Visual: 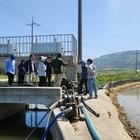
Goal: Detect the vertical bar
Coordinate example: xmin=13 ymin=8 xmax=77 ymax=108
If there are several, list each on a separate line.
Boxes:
xmin=78 ymin=0 xmax=82 ymax=60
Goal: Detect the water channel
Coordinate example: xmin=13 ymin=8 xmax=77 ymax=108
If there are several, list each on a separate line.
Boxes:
xmin=117 ymin=87 xmax=140 ymax=135
xmin=0 ymin=104 xmax=52 ymax=140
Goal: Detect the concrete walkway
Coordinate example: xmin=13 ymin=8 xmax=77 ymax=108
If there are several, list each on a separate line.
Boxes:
xmin=70 ymin=89 xmax=132 ymax=140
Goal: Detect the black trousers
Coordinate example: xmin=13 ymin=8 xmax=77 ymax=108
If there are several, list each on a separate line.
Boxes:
xmin=39 ymin=76 xmax=46 ymax=87
xmin=44 ymin=74 xmax=52 ymax=86
xmin=7 ymin=72 xmax=14 ymax=86
xmin=47 ymin=74 xmax=52 ymax=86
xmin=18 ymin=74 xmax=25 ymax=84
xmin=79 ymin=79 xmax=88 ymax=94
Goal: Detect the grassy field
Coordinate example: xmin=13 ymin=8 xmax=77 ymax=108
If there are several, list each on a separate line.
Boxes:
xmin=96 ymin=69 xmax=140 ymax=86
xmin=1 ymin=69 xmax=140 ymax=86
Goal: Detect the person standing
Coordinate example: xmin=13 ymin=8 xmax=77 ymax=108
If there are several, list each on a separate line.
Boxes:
xmin=4 ymin=53 xmax=16 ymax=86
xmin=38 ymin=56 xmax=47 ymax=86
xmin=44 ymin=55 xmax=52 ymax=86
xmin=87 ymin=59 xmax=98 ymax=99
xmin=51 ymin=53 xmax=68 ymax=87
xmin=25 ymin=54 xmax=36 ymax=85
xmin=18 ymin=60 xmax=26 ymax=85
xmin=78 ymin=60 xmax=88 ymax=95
xmin=76 ymin=61 xmax=82 ymax=82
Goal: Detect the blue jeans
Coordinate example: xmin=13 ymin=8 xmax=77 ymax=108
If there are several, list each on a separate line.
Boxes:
xmin=87 ymin=78 xmax=97 ymax=97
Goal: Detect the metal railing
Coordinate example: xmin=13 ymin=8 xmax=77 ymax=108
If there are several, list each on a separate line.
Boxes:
xmin=0 ymin=34 xmax=78 ymax=57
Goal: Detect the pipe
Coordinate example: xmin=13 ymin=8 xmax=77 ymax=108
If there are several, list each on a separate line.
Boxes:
xmin=45 ymin=99 xmax=64 ymax=129
xmin=41 ymin=106 xmax=73 ymax=140
xmin=80 ymin=103 xmax=100 ymax=140
xmin=81 ymin=97 xmax=100 ymax=117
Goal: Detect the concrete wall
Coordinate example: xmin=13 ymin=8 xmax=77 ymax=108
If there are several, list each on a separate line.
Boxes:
xmin=0 ymin=87 xmax=62 ymax=108
xmin=104 ymin=79 xmax=140 ymax=90
xmin=0 ymin=103 xmax=25 ymax=121
xmin=50 ymin=108 xmax=80 ymax=140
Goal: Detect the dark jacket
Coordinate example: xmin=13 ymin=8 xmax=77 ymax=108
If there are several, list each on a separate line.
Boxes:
xmin=44 ymin=61 xmax=52 ymax=75
xmin=18 ymin=64 xmax=26 ymax=75
xmin=25 ymin=59 xmax=36 ymax=74
xmin=81 ymin=66 xmax=87 ymax=79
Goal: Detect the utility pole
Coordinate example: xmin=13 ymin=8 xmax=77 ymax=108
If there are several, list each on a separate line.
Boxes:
xmin=136 ymin=50 xmax=138 ymax=74
xmin=78 ymin=0 xmax=82 ymax=61
xmin=133 ymin=50 xmax=140 ymax=74
xmin=26 ymin=16 xmax=40 ymax=53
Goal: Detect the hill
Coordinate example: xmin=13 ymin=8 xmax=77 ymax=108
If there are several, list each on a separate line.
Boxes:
xmin=93 ymin=50 xmax=139 ymax=70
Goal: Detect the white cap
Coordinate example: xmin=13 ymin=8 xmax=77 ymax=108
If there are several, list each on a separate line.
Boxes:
xmin=40 ymin=56 xmax=47 ymax=61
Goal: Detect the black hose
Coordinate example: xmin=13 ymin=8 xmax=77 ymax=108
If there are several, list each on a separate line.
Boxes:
xmin=81 ymin=96 xmax=100 ymax=117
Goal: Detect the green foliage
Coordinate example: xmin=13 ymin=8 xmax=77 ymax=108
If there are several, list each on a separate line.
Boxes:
xmin=93 ymin=50 xmax=139 ymax=70
xmin=0 ymin=65 xmax=5 ymax=75
xmin=96 ymin=69 xmax=140 ymax=86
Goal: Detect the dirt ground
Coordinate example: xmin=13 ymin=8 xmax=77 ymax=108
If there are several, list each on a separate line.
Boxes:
xmin=106 ymin=82 xmax=140 ymax=140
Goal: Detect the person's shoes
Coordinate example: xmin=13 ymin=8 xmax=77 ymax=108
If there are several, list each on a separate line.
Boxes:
xmin=83 ymin=93 xmax=87 ymax=96
xmin=94 ymin=96 xmax=98 ymax=99
xmin=87 ymin=96 xmax=93 ymax=99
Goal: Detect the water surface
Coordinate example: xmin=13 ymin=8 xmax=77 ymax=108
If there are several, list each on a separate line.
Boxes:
xmin=117 ymin=87 xmax=140 ymax=134
xmin=0 ymin=104 xmax=50 ymax=140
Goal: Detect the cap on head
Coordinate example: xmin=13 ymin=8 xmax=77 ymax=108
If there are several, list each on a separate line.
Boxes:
xmin=10 ymin=53 xmax=16 ymax=59
xmin=40 ymin=56 xmax=47 ymax=61
xmin=79 ymin=60 xmax=86 ymax=64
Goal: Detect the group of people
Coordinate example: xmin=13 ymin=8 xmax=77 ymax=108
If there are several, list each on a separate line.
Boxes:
xmin=4 ymin=52 xmax=68 ymax=87
xmin=77 ymin=59 xmax=98 ymax=99
xmin=4 ymin=52 xmax=97 ymax=99
xmin=4 ymin=53 xmax=52 ymax=87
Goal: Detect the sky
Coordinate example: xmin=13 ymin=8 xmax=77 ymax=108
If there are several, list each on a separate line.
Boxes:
xmin=0 ymin=0 xmax=140 ymax=60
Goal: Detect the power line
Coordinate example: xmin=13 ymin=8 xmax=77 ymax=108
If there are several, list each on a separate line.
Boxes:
xmin=4 ymin=0 xmax=31 ymax=21
xmin=0 ymin=19 xmax=25 ymax=35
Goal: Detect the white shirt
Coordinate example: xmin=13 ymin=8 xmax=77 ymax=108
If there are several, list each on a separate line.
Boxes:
xmin=76 ymin=64 xmax=82 ymax=73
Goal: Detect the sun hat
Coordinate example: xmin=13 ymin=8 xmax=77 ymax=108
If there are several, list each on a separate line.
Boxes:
xmin=40 ymin=56 xmax=47 ymax=61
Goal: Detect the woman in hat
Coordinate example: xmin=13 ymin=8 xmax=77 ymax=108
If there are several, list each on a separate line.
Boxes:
xmin=38 ymin=56 xmax=47 ymax=86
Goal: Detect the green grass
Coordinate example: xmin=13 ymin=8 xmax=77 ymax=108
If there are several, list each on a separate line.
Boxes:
xmin=1 ymin=69 xmax=140 ymax=86
xmin=96 ymin=69 xmax=140 ymax=86
xmin=0 ymin=75 xmax=7 ymax=79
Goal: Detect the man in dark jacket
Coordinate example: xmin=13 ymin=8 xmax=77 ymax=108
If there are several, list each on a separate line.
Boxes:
xmin=78 ymin=60 xmax=88 ymax=95
xmin=25 ymin=54 xmax=36 ymax=85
